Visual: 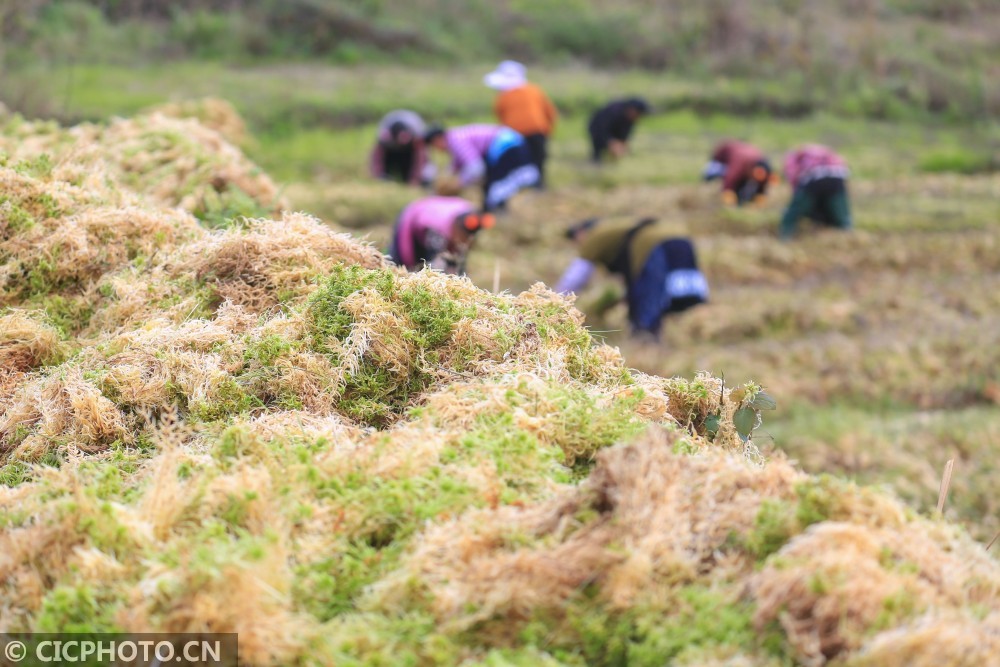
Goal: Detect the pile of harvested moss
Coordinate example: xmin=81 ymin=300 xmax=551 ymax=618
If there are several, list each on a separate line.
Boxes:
xmin=1 ymin=106 xmax=997 ymax=666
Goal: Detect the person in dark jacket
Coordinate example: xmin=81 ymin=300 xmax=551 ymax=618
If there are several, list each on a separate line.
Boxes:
xmin=555 ymin=217 xmax=708 ymax=338
xmin=703 ymin=139 xmax=775 ymax=206
xmin=587 ymin=97 xmax=650 ymax=163
xmin=370 ymin=110 xmax=431 ymax=185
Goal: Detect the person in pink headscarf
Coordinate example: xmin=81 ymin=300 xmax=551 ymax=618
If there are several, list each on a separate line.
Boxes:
xmin=387 ymin=196 xmax=495 ymax=274
xmin=780 ymin=144 xmax=852 ymax=239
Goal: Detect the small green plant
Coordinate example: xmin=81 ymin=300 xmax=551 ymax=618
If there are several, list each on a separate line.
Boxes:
xmin=704 ymin=378 xmax=776 ymax=444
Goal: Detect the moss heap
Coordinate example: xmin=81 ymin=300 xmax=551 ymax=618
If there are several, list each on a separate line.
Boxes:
xmin=1 ymin=106 xmax=997 ymax=666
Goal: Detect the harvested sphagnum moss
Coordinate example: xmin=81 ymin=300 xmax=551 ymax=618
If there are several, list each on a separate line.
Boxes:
xmin=0 ymin=106 xmax=996 ymax=667
xmin=0 ymin=310 xmax=63 ymax=371
xmin=146 ymin=98 xmax=249 ymax=146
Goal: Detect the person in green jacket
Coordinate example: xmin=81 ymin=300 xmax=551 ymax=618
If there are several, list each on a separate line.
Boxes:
xmin=555 ymin=217 xmax=708 ymax=338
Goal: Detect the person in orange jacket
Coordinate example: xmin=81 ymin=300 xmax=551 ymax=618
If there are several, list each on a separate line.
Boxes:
xmin=484 ymin=61 xmax=558 ymax=189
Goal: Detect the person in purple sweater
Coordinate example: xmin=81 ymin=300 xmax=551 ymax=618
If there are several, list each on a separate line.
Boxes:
xmin=424 ymin=124 xmax=539 ymax=211
xmin=387 ymin=196 xmax=495 ymax=274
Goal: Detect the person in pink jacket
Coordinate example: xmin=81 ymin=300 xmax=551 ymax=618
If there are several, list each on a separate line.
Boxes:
xmin=387 ymin=196 xmax=495 ymax=274
xmin=780 ymin=144 xmax=852 ymax=239
xmin=424 ymin=124 xmax=539 ymax=211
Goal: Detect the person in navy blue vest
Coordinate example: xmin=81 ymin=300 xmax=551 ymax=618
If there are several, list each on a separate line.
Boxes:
xmin=555 ymin=217 xmax=708 ymax=338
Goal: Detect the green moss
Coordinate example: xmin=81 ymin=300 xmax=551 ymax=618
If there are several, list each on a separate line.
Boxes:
xmin=519 ymin=300 xmax=600 ymax=381
xmin=0 ymin=449 xmax=64 ymax=487
xmin=0 ymin=195 xmax=37 ymax=234
xmin=187 ymin=378 xmax=264 ymax=422
xmin=35 ymin=191 xmax=63 ymax=218
xmin=539 ymin=384 xmax=646 ymax=468
xmin=219 ymin=489 xmax=260 ymax=528
xmin=35 ymin=585 xmax=125 ymax=633
xmin=445 ymin=412 xmax=572 ymax=498
xmin=320 ymin=466 xmax=478 ymax=548
xmin=75 ymin=501 xmax=134 ymax=555
xmin=528 ymin=586 xmax=757 ymax=667
xmin=310 ymin=265 xmax=523 ymax=427
xmin=194 ymin=185 xmax=273 ymax=229
xmin=338 ymin=361 xmax=423 ymax=427
xmin=745 ymin=499 xmax=798 ymax=560
xmin=309 ymin=264 xmax=397 ymax=345
xmin=289 ymin=439 xmax=483 ymax=619
xmin=243 ymin=333 xmax=296 ymax=366
xmin=294 ymin=541 xmax=406 ymax=621
xmin=12 ymin=153 xmax=54 ymax=179
xmin=0 ymin=460 xmax=32 ymax=487
xmin=628 ymin=588 xmax=757 ymax=665
xmin=794 ymin=476 xmax=843 ymax=527
xmin=213 ymin=424 xmax=265 ymax=464
xmin=743 ymin=476 xmax=854 ymax=561
xmin=466 ymin=648 xmax=579 ymax=667
xmin=323 ymin=611 xmax=463 ymax=667
xmin=398 ymin=284 xmax=479 ymax=348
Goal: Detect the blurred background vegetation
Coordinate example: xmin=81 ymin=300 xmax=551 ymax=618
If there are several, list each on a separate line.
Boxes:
xmin=2 ymin=0 xmax=999 ymax=125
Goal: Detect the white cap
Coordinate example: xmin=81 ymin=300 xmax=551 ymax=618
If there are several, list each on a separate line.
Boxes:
xmin=484 ymin=60 xmax=527 ymax=91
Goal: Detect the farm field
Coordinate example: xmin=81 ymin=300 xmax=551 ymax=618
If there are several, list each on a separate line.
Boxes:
xmin=1 ymin=60 xmax=999 ymax=664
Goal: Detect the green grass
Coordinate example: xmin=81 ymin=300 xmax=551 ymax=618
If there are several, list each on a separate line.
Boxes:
xmin=765 ymin=403 xmax=1000 ymax=539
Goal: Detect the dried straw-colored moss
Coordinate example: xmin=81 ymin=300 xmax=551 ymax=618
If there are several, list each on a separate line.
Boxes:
xmin=146 ymin=97 xmax=249 ymax=146
xmin=1 ymin=106 xmax=997 ymax=667
xmin=0 ymin=310 xmax=62 ymax=371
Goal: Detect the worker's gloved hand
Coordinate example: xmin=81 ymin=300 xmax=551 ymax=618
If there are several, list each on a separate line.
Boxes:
xmin=721 ymin=190 xmax=738 ymax=206
xmin=752 ymin=194 xmax=768 ymax=207
xmin=434 ymin=175 xmax=463 ymax=196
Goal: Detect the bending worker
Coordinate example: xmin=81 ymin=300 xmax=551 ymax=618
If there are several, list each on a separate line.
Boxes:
xmin=780 ymin=144 xmax=852 ymax=239
xmin=555 ymin=217 xmax=708 ymax=338
xmin=424 ymin=124 xmax=539 ymax=211
xmin=370 ymin=109 xmax=431 ymax=186
xmin=388 ymin=196 xmax=494 ymax=275
xmin=703 ymin=139 xmax=774 ymax=206
xmin=587 ymin=97 xmax=650 ymax=163
xmin=485 ymin=60 xmax=558 ymax=189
